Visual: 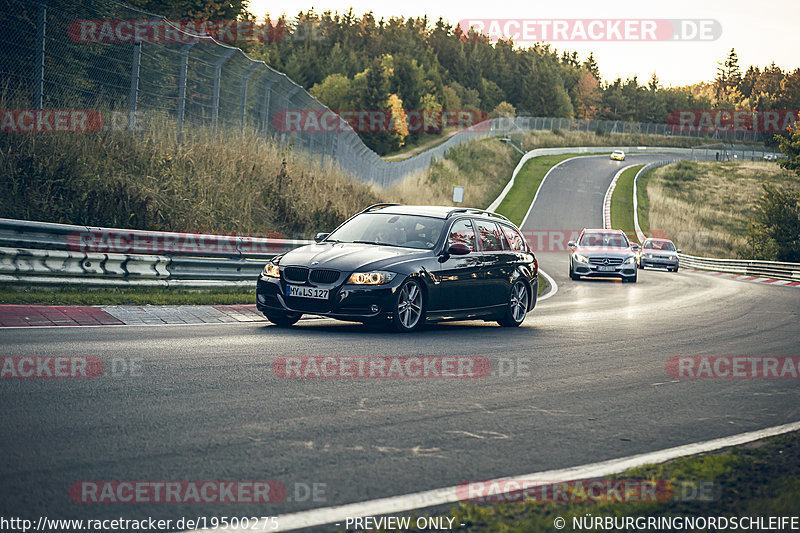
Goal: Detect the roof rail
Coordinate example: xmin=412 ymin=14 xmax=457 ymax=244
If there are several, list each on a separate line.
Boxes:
xmin=446 ymin=208 xmax=509 ymax=222
xmin=360 ymin=203 xmax=401 ymax=213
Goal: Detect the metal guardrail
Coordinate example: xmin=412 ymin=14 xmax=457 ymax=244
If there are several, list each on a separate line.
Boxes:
xmin=676 ymin=254 xmax=800 ymax=281
xmin=0 ymin=218 xmax=311 ymax=287
xmin=631 ymin=162 xmax=800 ymax=282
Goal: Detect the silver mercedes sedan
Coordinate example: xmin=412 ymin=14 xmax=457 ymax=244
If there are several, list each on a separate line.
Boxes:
xmin=568 ymin=229 xmax=638 ymax=283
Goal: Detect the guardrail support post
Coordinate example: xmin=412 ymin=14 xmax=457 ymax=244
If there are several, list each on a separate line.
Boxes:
xmin=128 ymin=41 xmax=142 ymax=131
xmin=34 ymin=0 xmax=47 ymax=109
xmin=211 ymin=49 xmax=236 ymax=135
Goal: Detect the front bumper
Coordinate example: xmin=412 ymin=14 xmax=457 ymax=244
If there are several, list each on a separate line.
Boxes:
xmin=256 ymin=274 xmax=405 ymax=322
xmin=641 ymin=256 xmax=679 ymax=269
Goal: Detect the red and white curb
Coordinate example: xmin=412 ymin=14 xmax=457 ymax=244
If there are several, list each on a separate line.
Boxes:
xmin=682 ymin=268 xmax=800 ymax=288
xmin=603 ymin=164 xmax=636 ymax=229
xmin=0 ymin=304 xmax=266 ymax=327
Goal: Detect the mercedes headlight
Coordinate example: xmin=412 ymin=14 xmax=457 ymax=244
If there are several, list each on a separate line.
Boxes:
xmin=624 ymin=256 xmax=635 ymax=264
xmin=347 ymin=271 xmax=396 ymax=285
xmin=262 ymin=263 xmax=280 ymax=279
xmin=574 ymin=253 xmax=590 ymax=263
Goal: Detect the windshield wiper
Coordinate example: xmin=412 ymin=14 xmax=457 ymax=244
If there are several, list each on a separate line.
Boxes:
xmin=352 ymin=240 xmax=401 ymax=247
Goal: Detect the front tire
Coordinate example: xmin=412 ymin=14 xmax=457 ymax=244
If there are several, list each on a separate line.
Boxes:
xmin=265 ymin=311 xmax=302 ymax=327
xmin=391 ymin=279 xmax=424 ymax=332
xmin=498 ymin=280 xmax=529 ymax=327
xmin=623 ymin=272 xmax=638 ymax=283
xmin=569 ymin=263 xmax=581 ymax=281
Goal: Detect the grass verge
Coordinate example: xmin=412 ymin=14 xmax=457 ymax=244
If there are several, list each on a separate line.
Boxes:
xmin=610 ymin=165 xmax=644 ymax=240
xmin=636 ymin=166 xmax=655 ymax=236
xmin=642 ymin=160 xmax=798 ymax=258
xmin=350 ymin=430 xmax=800 ymax=532
xmin=0 ymin=284 xmax=255 ymax=306
xmin=389 ymin=138 xmax=521 ymax=209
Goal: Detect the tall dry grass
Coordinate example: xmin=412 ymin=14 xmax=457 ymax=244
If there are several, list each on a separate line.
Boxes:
xmin=0 ymin=120 xmax=381 ymax=238
xmin=387 ymin=139 xmax=519 ymax=209
xmin=645 ymin=160 xmax=799 ymax=258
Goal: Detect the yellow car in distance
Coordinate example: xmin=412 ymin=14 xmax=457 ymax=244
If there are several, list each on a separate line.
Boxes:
xmin=610 ymin=150 xmax=626 ymax=161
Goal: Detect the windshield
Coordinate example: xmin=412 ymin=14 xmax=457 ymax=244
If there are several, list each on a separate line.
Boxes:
xmin=579 ymin=232 xmax=629 ymax=248
xmin=644 ymin=240 xmax=676 ymax=251
xmin=325 ymin=213 xmax=445 ymax=249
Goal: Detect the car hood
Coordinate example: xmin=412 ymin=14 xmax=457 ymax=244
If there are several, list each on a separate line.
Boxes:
xmin=574 ymin=246 xmax=635 ymax=258
xmin=279 ymin=242 xmax=430 ymax=271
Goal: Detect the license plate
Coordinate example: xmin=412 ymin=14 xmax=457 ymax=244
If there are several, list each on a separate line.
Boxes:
xmin=286 ymin=285 xmax=329 ymax=299
xmin=597 ymin=265 xmax=616 ymax=272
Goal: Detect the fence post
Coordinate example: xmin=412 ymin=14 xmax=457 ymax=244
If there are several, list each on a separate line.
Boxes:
xmin=211 ymin=49 xmax=236 ymax=135
xmin=34 ymin=0 xmax=47 ymax=109
xmin=239 ymin=62 xmax=260 ymax=132
xmin=176 ymin=42 xmax=195 ymax=144
xmin=128 ymin=41 xmax=141 ymax=130
xmin=283 ymin=85 xmax=301 ymax=146
xmin=260 ymin=79 xmax=276 ymax=135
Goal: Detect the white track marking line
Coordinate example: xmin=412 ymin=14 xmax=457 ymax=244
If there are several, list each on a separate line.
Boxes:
xmin=537 ymin=269 xmax=558 ymax=302
xmin=182 ymin=421 xmax=800 ymax=533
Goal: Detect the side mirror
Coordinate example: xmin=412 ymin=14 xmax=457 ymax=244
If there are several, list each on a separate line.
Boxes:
xmin=677 ymin=249 xmax=682 ymax=254
xmin=568 ymin=241 xmax=576 ymax=248
xmin=630 ymin=244 xmax=640 ymax=252
xmin=447 ymin=243 xmax=471 ymax=255
xmin=314 ymin=232 xmax=329 ymax=243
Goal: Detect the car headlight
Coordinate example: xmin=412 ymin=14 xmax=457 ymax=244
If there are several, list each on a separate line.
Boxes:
xmin=573 ymin=253 xmax=589 ymax=263
xmin=646 ymin=253 xmax=654 ymax=258
xmin=347 ymin=271 xmax=397 ymax=285
xmin=262 ymin=263 xmax=280 ymax=278
xmin=624 ymin=256 xmax=635 ymax=264
xmin=669 ymin=255 xmax=676 ymax=260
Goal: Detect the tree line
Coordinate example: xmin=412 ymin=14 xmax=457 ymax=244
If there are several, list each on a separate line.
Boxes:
xmin=10 ymin=0 xmax=800 ymax=155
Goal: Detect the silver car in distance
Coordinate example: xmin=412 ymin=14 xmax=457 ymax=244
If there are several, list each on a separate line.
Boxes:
xmin=639 ymin=238 xmax=680 ymax=272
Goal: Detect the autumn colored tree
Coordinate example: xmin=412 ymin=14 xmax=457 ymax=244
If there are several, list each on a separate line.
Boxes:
xmin=572 ymin=72 xmax=601 ymax=119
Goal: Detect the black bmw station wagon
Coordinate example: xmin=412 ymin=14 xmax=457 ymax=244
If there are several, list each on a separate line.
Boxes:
xmin=256 ymin=204 xmax=538 ymax=331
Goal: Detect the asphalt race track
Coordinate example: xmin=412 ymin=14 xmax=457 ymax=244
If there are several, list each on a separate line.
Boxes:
xmin=1 ymin=154 xmax=799 ymax=529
